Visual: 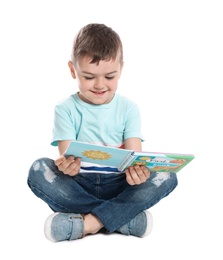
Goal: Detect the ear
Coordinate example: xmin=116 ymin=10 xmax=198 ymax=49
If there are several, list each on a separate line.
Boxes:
xmin=68 ymin=61 xmax=76 ymax=79
xmin=119 ymin=61 xmax=124 ymax=78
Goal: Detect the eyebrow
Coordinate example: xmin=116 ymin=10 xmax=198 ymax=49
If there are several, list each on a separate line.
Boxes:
xmin=81 ymin=71 xmax=118 ymax=75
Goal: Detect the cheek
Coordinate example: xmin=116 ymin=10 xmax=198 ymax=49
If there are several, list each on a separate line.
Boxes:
xmin=78 ymin=79 xmax=93 ymax=90
xmin=109 ymin=79 xmax=119 ymax=90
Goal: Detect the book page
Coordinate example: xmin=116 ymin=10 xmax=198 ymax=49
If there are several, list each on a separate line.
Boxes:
xmin=129 ymin=152 xmax=194 ymax=173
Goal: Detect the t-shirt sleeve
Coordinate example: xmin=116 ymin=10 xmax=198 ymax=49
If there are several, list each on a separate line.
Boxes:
xmin=123 ymin=102 xmax=144 ymax=141
xmin=51 ymin=104 xmax=76 ymax=146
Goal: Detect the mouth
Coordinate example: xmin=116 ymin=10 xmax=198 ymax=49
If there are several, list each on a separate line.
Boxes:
xmin=91 ymin=90 xmax=107 ymax=96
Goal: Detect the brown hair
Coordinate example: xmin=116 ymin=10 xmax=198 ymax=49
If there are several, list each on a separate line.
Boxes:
xmin=71 ymin=23 xmax=123 ymax=65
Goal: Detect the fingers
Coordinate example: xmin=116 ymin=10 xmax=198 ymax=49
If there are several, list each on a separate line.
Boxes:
xmin=54 ymin=155 xmax=67 ymax=166
xmin=126 ymin=165 xmax=150 ymax=185
xmin=54 ymin=155 xmax=81 ymax=176
xmin=62 ymin=157 xmax=81 ymax=176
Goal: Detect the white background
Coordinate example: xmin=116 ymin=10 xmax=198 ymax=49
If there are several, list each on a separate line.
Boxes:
xmin=0 ymin=0 xmax=222 ymax=259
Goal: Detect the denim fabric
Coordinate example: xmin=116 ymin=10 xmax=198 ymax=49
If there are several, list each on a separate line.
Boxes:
xmin=44 ymin=213 xmax=84 ymax=241
xmin=27 ymin=157 xmax=178 ymax=232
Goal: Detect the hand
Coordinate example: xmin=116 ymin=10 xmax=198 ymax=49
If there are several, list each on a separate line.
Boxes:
xmin=54 ymin=155 xmax=81 ymax=176
xmin=125 ymin=165 xmax=150 ymax=185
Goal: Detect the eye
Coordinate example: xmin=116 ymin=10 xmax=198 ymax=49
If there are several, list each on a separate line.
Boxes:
xmin=84 ymin=76 xmax=94 ymax=80
xmin=105 ymin=76 xmax=115 ymax=80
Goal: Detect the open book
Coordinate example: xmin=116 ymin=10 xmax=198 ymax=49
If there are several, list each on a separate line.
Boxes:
xmin=64 ymin=141 xmax=194 ymax=173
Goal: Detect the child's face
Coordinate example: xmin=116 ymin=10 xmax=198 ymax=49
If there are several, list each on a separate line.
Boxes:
xmin=69 ymin=54 xmax=123 ymax=105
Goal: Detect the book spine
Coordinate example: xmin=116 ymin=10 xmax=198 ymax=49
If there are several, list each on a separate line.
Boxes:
xmin=118 ymin=152 xmax=135 ymax=172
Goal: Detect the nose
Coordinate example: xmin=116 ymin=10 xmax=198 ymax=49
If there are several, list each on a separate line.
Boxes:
xmin=94 ymin=77 xmax=105 ymax=89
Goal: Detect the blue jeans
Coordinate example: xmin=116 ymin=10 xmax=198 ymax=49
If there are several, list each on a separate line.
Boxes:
xmin=27 ymin=157 xmax=178 ymax=232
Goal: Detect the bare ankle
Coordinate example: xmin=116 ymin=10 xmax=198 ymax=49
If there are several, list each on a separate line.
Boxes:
xmin=83 ymin=214 xmax=104 ymax=235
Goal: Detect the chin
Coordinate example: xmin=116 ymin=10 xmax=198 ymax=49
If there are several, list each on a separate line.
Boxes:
xmin=90 ymin=96 xmax=112 ymax=105
xmin=93 ymin=100 xmax=108 ymax=105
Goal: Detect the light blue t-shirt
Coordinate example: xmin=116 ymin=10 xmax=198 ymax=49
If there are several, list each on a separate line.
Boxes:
xmin=51 ymin=93 xmax=142 ymax=173
xmin=51 ymin=92 xmax=143 ymax=148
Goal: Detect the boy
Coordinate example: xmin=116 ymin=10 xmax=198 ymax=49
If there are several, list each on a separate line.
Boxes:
xmin=28 ymin=23 xmax=178 ymax=242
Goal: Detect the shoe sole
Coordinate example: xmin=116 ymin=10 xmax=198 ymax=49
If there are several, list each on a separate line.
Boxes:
xmin=44 ymin=212 xmax=60 ymax=242
xmin=143 ymin=211 xmax=153 ymax=237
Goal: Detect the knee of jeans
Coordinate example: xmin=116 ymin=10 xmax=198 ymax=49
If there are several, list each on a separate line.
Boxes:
xmin=167 ymin=172 xmax=178 ymax=192
xmin=151 ymin=172 xmax=178 ymax=191
xmin=27 ymin=157 xmax=56 ymax=187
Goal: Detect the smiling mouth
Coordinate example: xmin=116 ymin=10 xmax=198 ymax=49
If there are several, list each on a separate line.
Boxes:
xmin=91 ymin=91 xmax=107 ymax=95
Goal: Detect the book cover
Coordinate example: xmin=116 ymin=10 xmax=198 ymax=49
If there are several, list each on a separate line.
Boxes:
xmin=64 ymin=141 xmax=194 ymax=173
xmin=65 ymin=141 xmax=132 ymax=168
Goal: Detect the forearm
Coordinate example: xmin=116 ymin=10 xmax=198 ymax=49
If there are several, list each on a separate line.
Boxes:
xmin=124 ymin=137 xmax=142 ymax=151
xmin=58 ymin=140 xmax=72 ymax=155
